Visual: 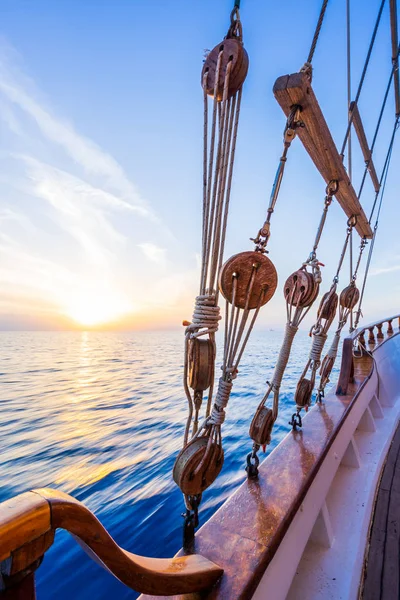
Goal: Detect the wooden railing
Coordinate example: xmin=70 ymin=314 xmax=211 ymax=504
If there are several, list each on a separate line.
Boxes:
xmin=0 ymin=488 xmax=223 ymax=598
xmin=336 ymin=314 xmax=400 ymax=396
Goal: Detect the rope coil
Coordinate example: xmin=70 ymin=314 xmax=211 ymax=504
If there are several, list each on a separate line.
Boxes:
xmin=187 ymin=295 xmax=221 ymax=337
xmin=309 ymin=332 xmax=328 ymax=362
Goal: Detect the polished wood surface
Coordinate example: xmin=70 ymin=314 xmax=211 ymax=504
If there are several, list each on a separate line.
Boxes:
xmin=142 ymin=337 xmax=400 ymax=599
xmin=0 ymin=488 xmax=223 ymax=596
xmin=361 ymin=423 xmax=400 ymax=599
xmin=273 ymin=71 xmax=373 ymax=239
xmin=337 ymin=313 xmax=400 ymax=395
xmin=1 ymin=572 xmax=36 ymax=600
xmin=0 ymin=492 xmax=50 ymax=563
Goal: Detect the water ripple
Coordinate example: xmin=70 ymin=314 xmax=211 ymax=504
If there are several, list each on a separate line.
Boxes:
xmin=0 ymin=329 xmax=341 ymax=599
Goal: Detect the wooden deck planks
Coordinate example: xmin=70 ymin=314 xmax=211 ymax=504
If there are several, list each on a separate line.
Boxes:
xmin=362 ymin=423 xmax=400 ymax=600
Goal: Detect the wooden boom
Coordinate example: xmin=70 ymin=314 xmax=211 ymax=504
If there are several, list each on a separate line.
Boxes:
xmin=0 ymin=489 xmax=223 ymax=598
xmin=273 ymin=71 xmax=373 ymax=239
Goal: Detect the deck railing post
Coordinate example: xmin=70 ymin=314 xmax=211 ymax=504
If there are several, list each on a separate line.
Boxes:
xmin=368 ymin=327 xmax=376 ymax=345
xmin=387 ymin=319 xmax=394 ymax=334
xmin=376 ymin=323 xmax=384 ymax=340
xmin=1 ymin=571 xmax=36 ymax=600
xmin=337 ymin=338 xmax=354 ymax=395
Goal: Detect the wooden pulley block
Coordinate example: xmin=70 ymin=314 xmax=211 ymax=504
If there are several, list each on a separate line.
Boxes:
xmin=201 ymin=38 xmax=249 ymax=101
xmin=284 ymin=269 xmax=318 ymax=308
xmin=188 ymin=338 xmax=215 ymax=391
xmin=219 ymin=251 xmax=278 ymax=310
xmin=318 ymin=291 xmax=338 ymax=321
xmin=249 ymin=406 xmax=274 ymax=446
xmin=340 ymin=284 xmax=360 ymax=309
xmin=173 ymin=436 xmax=224 ymax=496
xmin=294 ymin=378 xmax=313 ymax=408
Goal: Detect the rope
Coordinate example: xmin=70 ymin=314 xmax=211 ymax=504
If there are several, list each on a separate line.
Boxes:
xmin=340 ymin=0 xmax=386 ymax=158
xmin=271 ymin=324 xmax=298 ymax=390
xmin=327 ymin=331 xmax=341 ymax=359
xmin=248 ymin=183 xmax=336 ymax=451
xmin=346 ymin=0 xmax=353 ymax=329
xmin=183 ymin=15 xmax=247 ymax=450
xmin=251 ymin=106 xmax=302 ymax=253
xmin=207 ymin=379 xmax=233 ymax=425
xmin=187 ymin=295 xmax=221 ymax=337
xmin=310 ymin=332 xmax=328 ymax=362
xmin=354 ymin=116 xmax=399 ymax=329
xmin=307 ymin=0 xmax=329 ymax=64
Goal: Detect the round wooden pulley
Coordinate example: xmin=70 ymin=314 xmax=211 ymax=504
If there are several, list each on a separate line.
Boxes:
xmin=219 ymin=251 xmax=278 ymax=310
xmin=173 ymin=436 xmax=224 ymax=496
xmin=249 ymin=406 xmax=274 ymax=446
xmin=294 ymin=378 xmax=313 ymax=408
xmin=284 ymin=269 xmax=318 ymax=308
xmin=201 ymin=38 xmax=249 ymax=100
xmin=318 ymin=291 xmax=338 ymax=321
xmin=188 ymin=338 xmax=215 ymax=392
xmin=340 ymin=284 xmax=360 ymax=309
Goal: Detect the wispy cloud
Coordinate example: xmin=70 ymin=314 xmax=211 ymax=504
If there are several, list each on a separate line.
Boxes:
xmin=0 ymin=43 xmax=152 ymax=219
xmin=138 ymin=242 xmax=167 ymax=265
xmin=0 ymin=41 xmax=188 ymax=328
xmin=370 ymin=264 xmax=400 ymax=277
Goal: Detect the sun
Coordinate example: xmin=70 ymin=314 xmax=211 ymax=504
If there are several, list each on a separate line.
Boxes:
xmin=65 ymin=288 xmax=131 ymax=327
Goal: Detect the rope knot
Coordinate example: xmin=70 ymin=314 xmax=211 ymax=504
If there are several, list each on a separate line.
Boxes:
xmin=187 ymin=294 xmax=221 ymax=338
xmin=303 ymin=257 xmax=323 ymax=284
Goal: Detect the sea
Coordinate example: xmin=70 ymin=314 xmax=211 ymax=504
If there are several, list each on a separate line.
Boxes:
xmin=0 ymin=329 xmax=340 ymax=599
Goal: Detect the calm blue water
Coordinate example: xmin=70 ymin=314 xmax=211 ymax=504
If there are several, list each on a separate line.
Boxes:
xmin=0 ymin=329 xmax=340 ymax=599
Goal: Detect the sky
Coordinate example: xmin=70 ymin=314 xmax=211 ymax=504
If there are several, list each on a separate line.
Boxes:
xmin=0 ymin=0 xmax=399 ymax=331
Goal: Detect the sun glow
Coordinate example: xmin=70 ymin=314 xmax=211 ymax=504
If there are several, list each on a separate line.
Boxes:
xmin=65 ymin=288 xmax=132 ymax=327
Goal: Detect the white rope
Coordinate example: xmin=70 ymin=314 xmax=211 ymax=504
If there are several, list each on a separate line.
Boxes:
xmin=187 ymin=294 xmax=221 ymax=338
xmin=303 ymin=257 xmax=322 ymax=284
xmin=271 ymin=323 xmax=298 ymax=389
xmin=327 ymin=331 xmax=341 ymax=359
xmin=309 ymin=332 xmax=328 ymax=362
xmin=208 ymin=378 xmax=233 ymax=425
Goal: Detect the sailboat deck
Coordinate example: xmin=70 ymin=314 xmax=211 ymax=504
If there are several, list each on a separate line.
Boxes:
xmin=362 ymin=422 xmax=400 ymax=600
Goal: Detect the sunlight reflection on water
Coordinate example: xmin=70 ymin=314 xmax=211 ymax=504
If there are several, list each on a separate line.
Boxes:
xmin=0 ymin=329 xmax=340 ymax=599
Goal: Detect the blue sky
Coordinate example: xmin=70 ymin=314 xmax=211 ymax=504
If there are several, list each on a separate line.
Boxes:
xmin=0 ymin=0 xmax=399 ymax=330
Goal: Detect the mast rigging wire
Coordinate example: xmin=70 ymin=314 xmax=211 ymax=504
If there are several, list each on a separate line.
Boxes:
xmin=340 ymin=0 xmax=387 ymax=158
xmin=354 ymin=116 xmax=399 ymax=329
xmin=307 ymin=0 xmax=329 ymax=64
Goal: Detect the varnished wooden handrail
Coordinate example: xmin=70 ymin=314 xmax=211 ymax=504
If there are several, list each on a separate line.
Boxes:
xmin=336 ymin=312 xmax=400 ymax=395
xmin=0 ymin=489 xmax=223 ymax=597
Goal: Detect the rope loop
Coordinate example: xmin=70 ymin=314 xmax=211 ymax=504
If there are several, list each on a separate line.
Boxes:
xmin=187 ymin=295 xmax=221 ymax=338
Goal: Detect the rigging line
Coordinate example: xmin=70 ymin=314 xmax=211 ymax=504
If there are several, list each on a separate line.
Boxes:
xmin=356 ymin=60 xmax=395 ymax=208
xmin=307 ymin=0 xmax=329 ymax=64
xmin=389 ymin=0 xmax=400 ymax=116
xmin=346 ymin=0 xmax=354 ymax=329
xmin=340 ymin=0 xmax=387 ymax=158
xmin=346 ymin=0 xmax=352 ymax=182
xmin=355 ymin=115 xmax=399 ymax=327
xmin=367 ymin=46 xmax=400 ymax=221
